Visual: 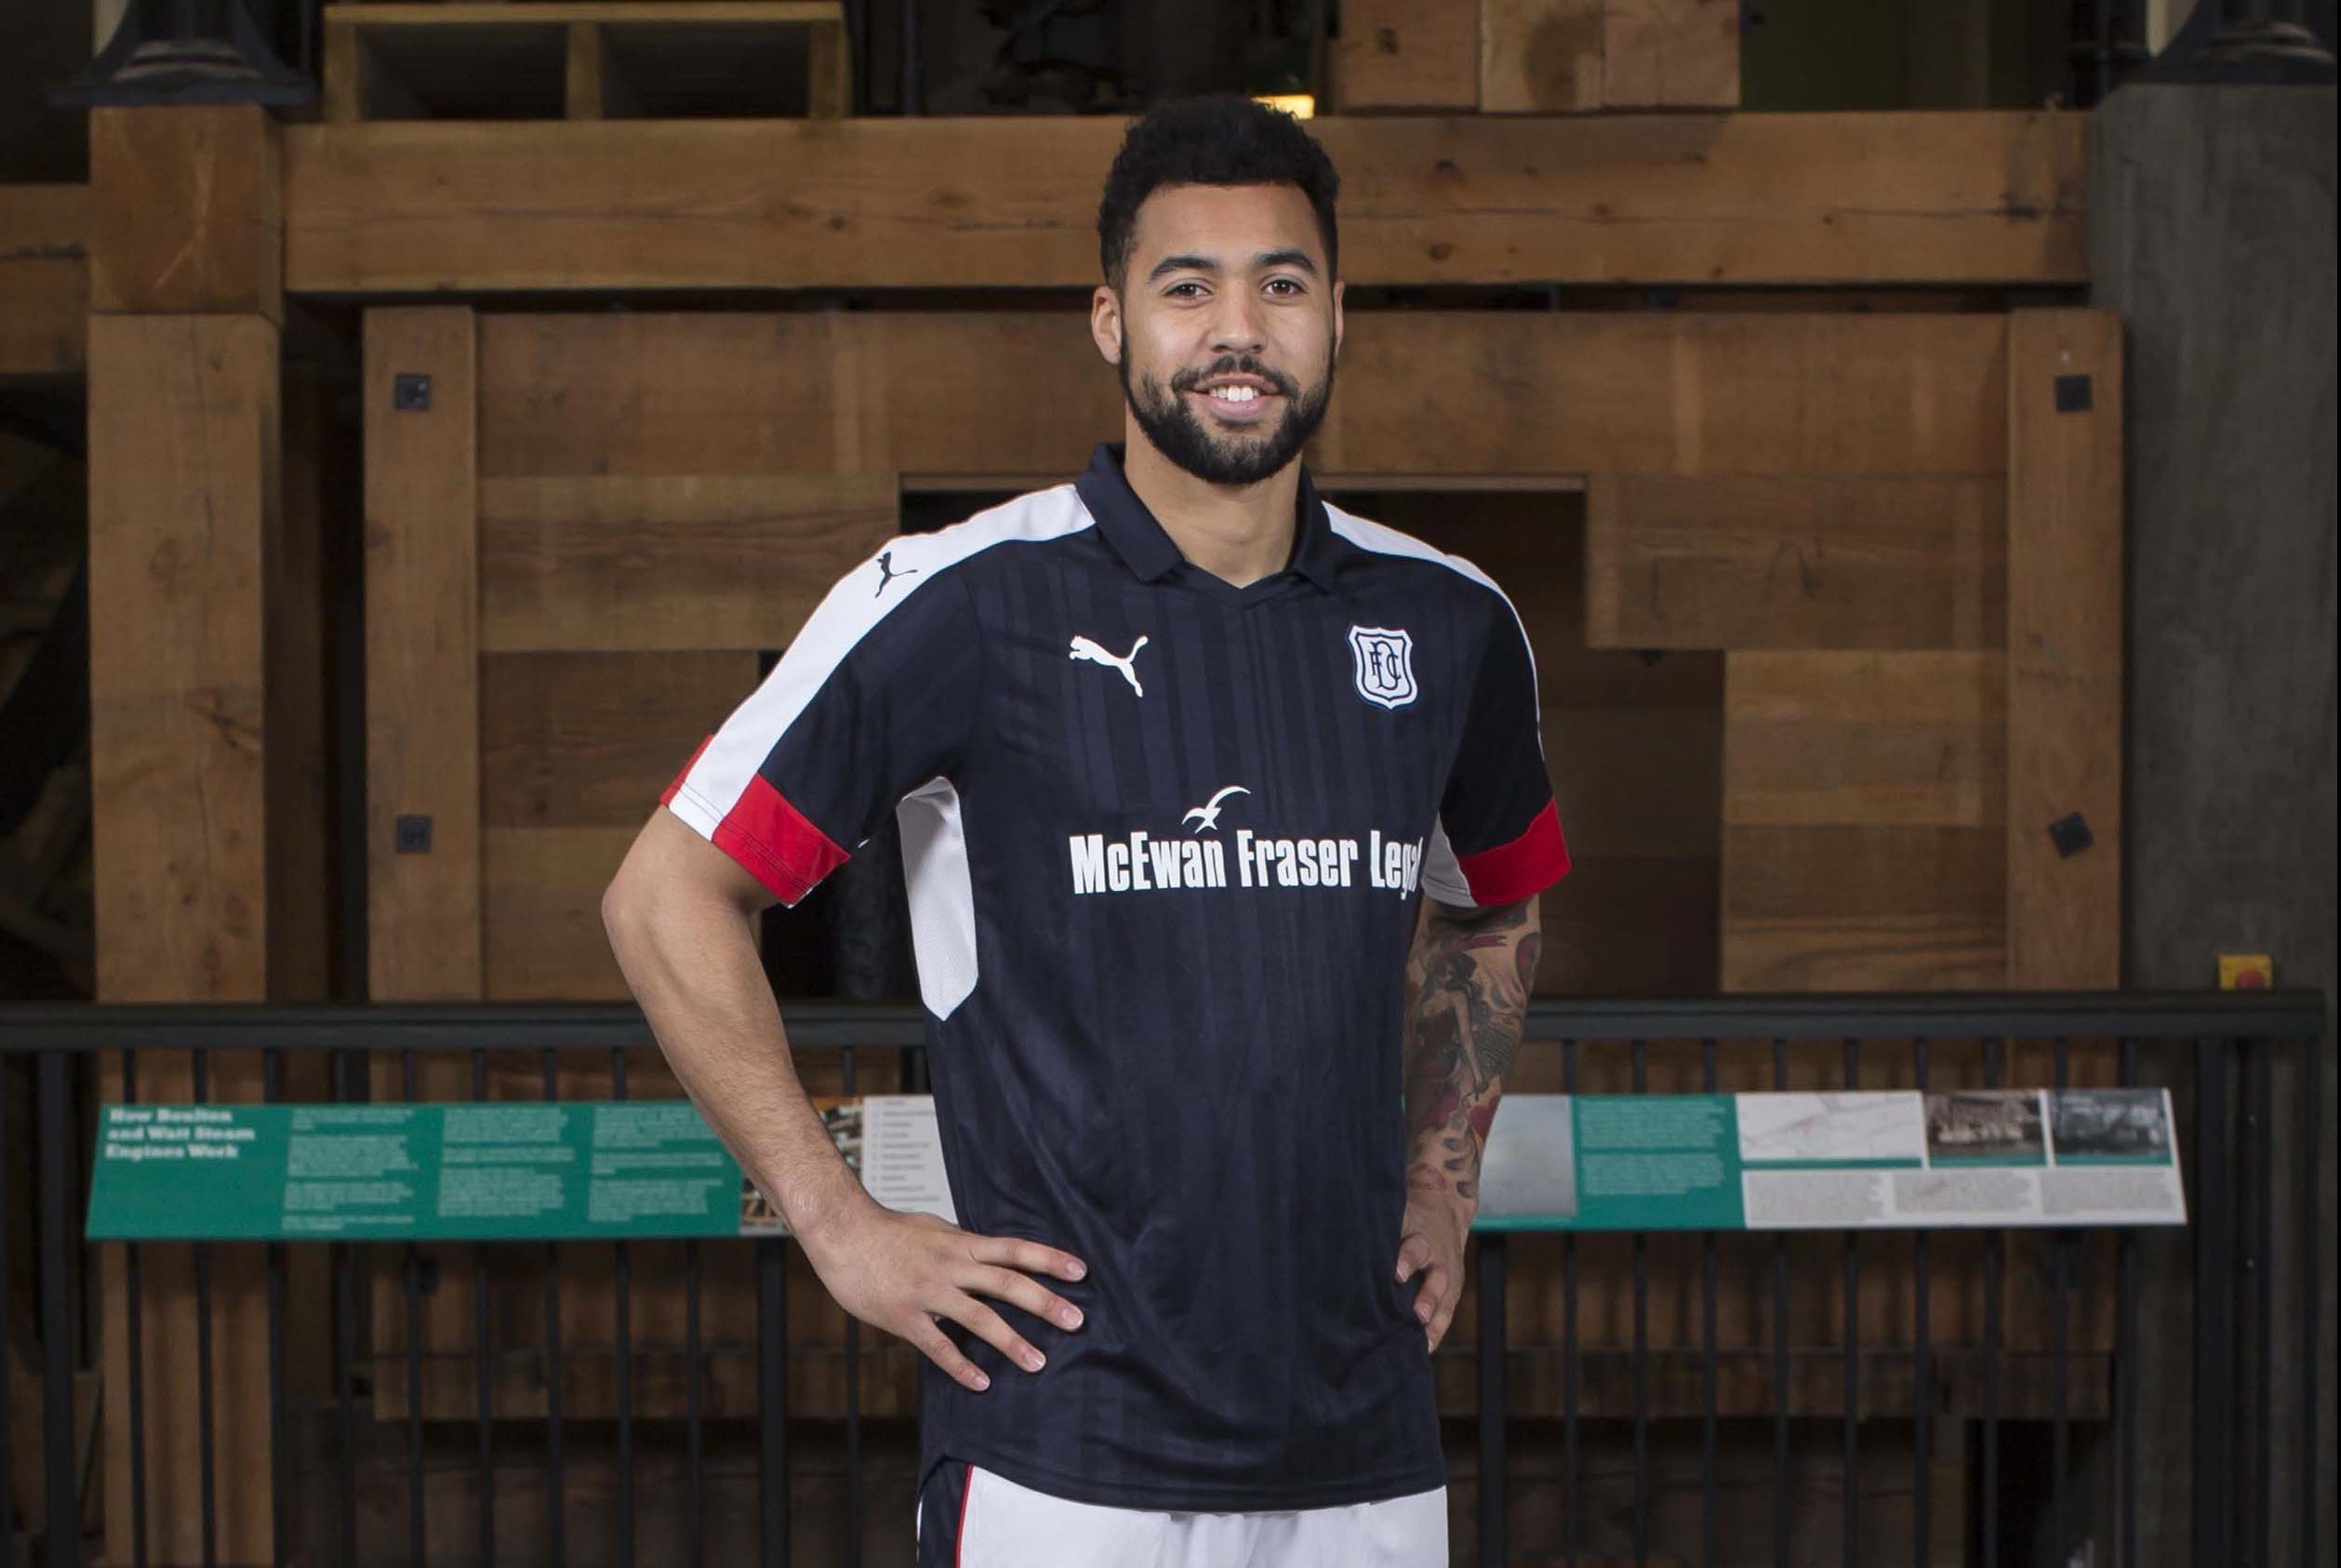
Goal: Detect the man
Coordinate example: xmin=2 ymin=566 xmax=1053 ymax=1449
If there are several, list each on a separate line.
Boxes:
xmin=604 ymin=94 xmax=1569 ymax=1566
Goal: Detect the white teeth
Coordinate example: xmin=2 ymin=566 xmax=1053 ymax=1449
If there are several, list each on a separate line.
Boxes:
xmin=1206 ymin=385 xmax=1260 ymax=402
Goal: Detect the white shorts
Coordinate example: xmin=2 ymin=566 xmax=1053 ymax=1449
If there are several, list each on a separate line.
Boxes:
xmin=915 ymin=1455 xmax=1449 ymax=1567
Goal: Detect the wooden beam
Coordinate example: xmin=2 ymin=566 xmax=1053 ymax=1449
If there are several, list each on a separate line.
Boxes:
xmin=1586 ymin=473 xmax=2005 ymax=650
xmin=365 ymin=307 xmax=483 ymax=1002
xmin=478 ymin=472 xmax=898 ymax=650
xmin=86 ymin=312 xmax=284 ymax=1563
xmin=90 ymin=108 xmax=282 ymax=323
xmin=1331 ymin=0 xmax=1480 ymax=110
xmin=0 ymin=184 xmax=87 ymax=375
xmin=1482 ymin=0 xmax=1738 ymax=113
xmin=472 ymin=311 xmax=2007 ymax=480
xmin=281 ymin=111 xmax=2086 ymax=293
xmin=2004 ymin=309 xmax=2122 ymax=989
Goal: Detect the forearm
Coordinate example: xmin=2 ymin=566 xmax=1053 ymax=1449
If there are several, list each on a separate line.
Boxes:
xmin=605 ymin=889 xmax=873 ymax=1246
xmin=1400 ymin=894 xmax=1541 ymax=1206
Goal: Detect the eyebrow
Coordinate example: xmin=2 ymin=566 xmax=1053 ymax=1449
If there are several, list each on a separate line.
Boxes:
xmin=1146 ymin=248 xmax=1321 ymax=284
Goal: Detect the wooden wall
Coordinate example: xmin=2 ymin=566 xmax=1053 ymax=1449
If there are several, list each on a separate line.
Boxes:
xmin=352 ymin=300 xmax=2123 ymax=1442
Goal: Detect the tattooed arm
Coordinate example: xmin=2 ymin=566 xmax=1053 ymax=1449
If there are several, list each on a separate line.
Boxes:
xmin=1392 ymin=891 xmax=1542 ymax=1351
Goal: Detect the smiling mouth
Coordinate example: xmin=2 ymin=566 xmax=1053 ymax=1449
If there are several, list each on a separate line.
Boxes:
xmin=1189 ymin=384 xmax=1282 ymax=420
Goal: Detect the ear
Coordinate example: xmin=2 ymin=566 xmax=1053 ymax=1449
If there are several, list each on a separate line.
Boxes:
xmin=1091 ymin=285 xmax=1124 ymax=367
xmin=1331 ymin=277 xmax=1345 ymax=365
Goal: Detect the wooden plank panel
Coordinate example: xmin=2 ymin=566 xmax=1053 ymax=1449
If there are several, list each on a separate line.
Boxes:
xmin=478 ymin=472 xmax=898 ymax=650
xmin=1724 ymin=652 xmax=2005 ymax=828
xmin=1480 ymin=0 xmax=1605 ymax=112
xmin=1600 ymin=0 xmax=1739 ymax=108
xmin=282 ymin=112 xmax=2086 ymax=292
xmin=1331 ymin=0 xmax=1480 ymax=110
xmin=2005 ymin=310 xmax=2122 ymax=989
xmin=365 ymin=307 xmax=482 ymax=1001
xmin=0 ymin=184 xmax=87 ymax=375
xmin=476 ymin=312 xmax=2006 ymax=481
xmin=1534 ymin=854 xmax=1720 ymax=994
xmin=86 ymin=316 xmax=281 ymax=1003
xmin=481 ymin=650 xmax=758 ymax=828
xmin=1722 ymin=824 xmax=2004 ymax=990
xmin=484 ymin=825 xmax=634 ymax=999
xmin=89 ymin=108 xmax=282 ymax=322
xmin=1585 ymin=473 xmax=2005 ymax=650
xmin=86 ymin=312 xmax=283 ymax=1565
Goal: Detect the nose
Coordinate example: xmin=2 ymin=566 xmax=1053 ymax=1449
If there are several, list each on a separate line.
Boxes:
xmin=1210 ymin=291 xmax=1266 ymax=358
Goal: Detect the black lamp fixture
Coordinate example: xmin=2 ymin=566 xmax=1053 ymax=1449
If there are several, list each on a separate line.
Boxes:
xmin=51 ymin=0 xmax=314 ymax=109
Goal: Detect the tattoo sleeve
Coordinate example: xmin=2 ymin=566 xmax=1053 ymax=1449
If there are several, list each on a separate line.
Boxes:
xmin=1401 ymin=893 xmax=1542 ymax=1207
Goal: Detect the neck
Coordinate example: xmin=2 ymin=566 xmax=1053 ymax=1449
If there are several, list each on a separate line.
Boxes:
xmin=1121 ymin=429 xmax=1301 ymax=590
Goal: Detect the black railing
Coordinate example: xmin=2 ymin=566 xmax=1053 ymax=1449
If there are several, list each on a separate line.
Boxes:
xmin=0 ymin=990 xmax=2327 ymax=1566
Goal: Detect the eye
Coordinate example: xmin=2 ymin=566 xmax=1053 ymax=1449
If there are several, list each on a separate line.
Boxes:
xmin=1267 ymin=278 xmax=1305 ymax=296
xmin=1166 ymin=281 xmax=1205 ymax=298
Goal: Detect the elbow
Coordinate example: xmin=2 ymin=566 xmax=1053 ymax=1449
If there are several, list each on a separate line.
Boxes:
xmin=601 ymin=870 xmax=647 ymax=953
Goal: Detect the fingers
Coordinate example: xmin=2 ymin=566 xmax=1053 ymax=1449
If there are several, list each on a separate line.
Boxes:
xmin=905 ymin=1315 xmax=993 ymax=1392
xmin=968 ymin=1263 xmax=1086 ymax=1333
xmin=1394 ymin=1231 xmax=1430 ymax=1284
xmin=1423 ymin=1265 xmax=1461 ymax=1351
xmin=1407 ymin=1258 xmax=1462 ymax=1351
xmin=938 ymin=1291 xmax=1050 ymax=1376
xmin=966 ymin=1232 xmax=1089 ymax=1284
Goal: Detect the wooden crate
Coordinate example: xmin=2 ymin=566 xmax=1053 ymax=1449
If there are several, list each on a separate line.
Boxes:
xmin=324 ymin=1 xmax=849 ymax=121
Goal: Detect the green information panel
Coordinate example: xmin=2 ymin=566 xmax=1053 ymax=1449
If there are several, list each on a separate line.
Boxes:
xmin=88 ymin=1103 xmax=749 ymax=1242
xmin=87 ymin=1089 xmax=2186 ymax=1242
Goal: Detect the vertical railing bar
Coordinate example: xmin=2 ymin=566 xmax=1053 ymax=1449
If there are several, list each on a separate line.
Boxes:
xmin=403 ymin=1046 xmax=426 ymax=1568
xmin=474 ymin=1047 xmax=497 ymax=1568
xmin=1562 ymin=1037 xmax=1579 ymax=1568
xmin=2116 ymin=1037 xmax=2139 ymax=1568
xmin=2051 ymin=1037 xmax=2073 ymax=1568
xmin=125 ymin=1047 xmax=152 ymax=1568
xmin=1842 ymin=1035 xmax=1860 ymax=1568
xmin=1981 ymin=1035 xmax=2003 ymax=1568
xmin=1631 ymin=1037 xmax=1650 ymax=1567
xmin=841 ymin=1043 xmax=861 ymax=1568
xmin=541 ymin=1047 xmax=566 ymax=1568
xmin=192 ymin=1047 xmax=219 ymax=1568
xmin=1700 ymin=1036 xmax=1720 ymax=1568
xmin=2249 ymin=1035 xmax=2275 ymax=1568
xmin=334 ymin=1049 xmax=359 ymax=1568
xmin=264 ymin=1047 xmax=289 ymax=1567
xmin=757 ymin=1235 xmax=791 ymax=1568
xmin=2298 ymin=1031 xmax=2321 ymax=1568
xmin=1912 ymin=1038 xmax=1932 ymax=1568
xmin=2193 ymin=1034 xmax=2234 ymax=1567
xmin=614 ymin=1046 xmax=637 ymax=1568
xmin=1772 ymin=1036 xmax=1790 ymax=1568
xmin=37 ymin=1050 xmax=81 ymax=1568
xmin=686 ymin=1236 xmax=706 ymax=1568
xmin=1478 ymin=1229 xmax=1509 ymax=1568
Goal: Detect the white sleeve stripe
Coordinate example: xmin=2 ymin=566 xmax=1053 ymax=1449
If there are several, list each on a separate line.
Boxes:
xmin=1323 ymin=504 xmax=1549 ymax=742
xmin=675 ymin=485 xmax=1094 ymax=826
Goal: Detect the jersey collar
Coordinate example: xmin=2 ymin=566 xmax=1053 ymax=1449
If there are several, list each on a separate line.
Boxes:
xmin=1077 ymin=441 xmax=1342 ymax=593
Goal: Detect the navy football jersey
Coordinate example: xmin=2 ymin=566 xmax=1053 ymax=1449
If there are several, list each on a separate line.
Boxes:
xmin=662 ymin=441 xmax=1571 ymax=1511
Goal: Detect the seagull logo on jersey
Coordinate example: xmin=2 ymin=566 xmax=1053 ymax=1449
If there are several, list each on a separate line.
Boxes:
xmin=1348 ymin=625 xmax=1417 ymax=711
xmin=872 ymin=550 xmax=918 ymax=597
xmin=1182 ymin=784 xmax=1249 ymax=833
xmin=1070 ymin=633 xmax=1149 ymax=697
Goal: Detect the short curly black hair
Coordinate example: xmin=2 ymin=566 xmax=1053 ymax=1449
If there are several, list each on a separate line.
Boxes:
xmin=1097 ymin=93 xmax=1340 ymax=295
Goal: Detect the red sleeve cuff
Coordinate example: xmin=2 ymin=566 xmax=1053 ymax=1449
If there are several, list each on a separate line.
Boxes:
xmin=1456 ymin=799 xmax=1572 ymax=905
xmin=663 ymin=738 xmax=848 ymax=907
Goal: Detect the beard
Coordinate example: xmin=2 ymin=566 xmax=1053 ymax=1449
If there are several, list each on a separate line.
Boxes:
xmin=1118 ymin=345 xmax=1337 ymax=486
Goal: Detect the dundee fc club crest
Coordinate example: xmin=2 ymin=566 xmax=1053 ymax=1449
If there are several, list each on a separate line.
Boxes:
xmin=1348 ymin=625 xmax=1417 ymax=711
